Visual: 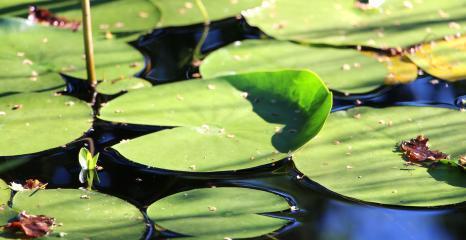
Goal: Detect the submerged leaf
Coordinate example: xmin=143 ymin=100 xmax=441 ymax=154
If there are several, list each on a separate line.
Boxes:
xmin=4 ymin=211 xmax=55 ymax=238
xmin=399 ymin=135 xmax=449 ymax=165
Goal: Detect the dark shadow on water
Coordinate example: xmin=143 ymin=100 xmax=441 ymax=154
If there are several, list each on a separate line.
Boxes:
xmin=134 ymin=16 xmax=264 ymax=83
xmin=333 ymin=74 xmax=466 ymax=112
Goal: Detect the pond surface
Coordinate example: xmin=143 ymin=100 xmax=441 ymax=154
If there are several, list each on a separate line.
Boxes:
xmin=1 ymin=16 xmax=464 ymax=239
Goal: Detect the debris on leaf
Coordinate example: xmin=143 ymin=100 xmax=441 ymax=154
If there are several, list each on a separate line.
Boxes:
xmin=4 ymin=211 xmax=55 ymax=238
xmin=9 ymin=182 xmax=25 ymax=192
xmin=23 ymin=179 xmax=47 ymax=190
xmin=12 ymin=104 xmax=23 ymax=110
xmin=354 ymin=0 xmax=386 ymax=10
xmin=459 ymin=155 xmax=466 ymax=170
xmin=80 ymin=194 xmax=91 ymax=200
xmin=399 ymin=135 xmax=449 ymax=166
xmin=28 ymin=5 xmax=81 ymax=31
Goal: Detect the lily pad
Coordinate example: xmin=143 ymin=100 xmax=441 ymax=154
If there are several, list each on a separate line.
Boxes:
xmin=244 ymin=0 xmax=466 ymax=49
xmin=0 ymin=0 xmax=161 ymax=40
xmin=364 ymin=52 xmax=418 ymax=85
xmin=0 ymin=179 xmax=10 ymax=205
xmin=201 ymin=39 xmax=417 ymax=93
xmin=147 ymin=187 xmax=290 ymax=239
xmin=293 ymin=106 xmax=466 ymax=207
xmin=10 ymin=189 xmax=146 ymax=240
xmin=0 ymin=92 xmax=93 ymax=156
xmin=100 ymin=70 xmax=332 ymax=172
xmin=408 ymin=37 xmax=466 ymax=81
xmin=96 ymin=77 xmax=152 ymax=95
xmin=0 ymin=208 xmax=16 ymax=231
xmin=0 ymin=18 xmax=144 ymax=94
xmin=152 ymin=0 xmax=262 ymax=27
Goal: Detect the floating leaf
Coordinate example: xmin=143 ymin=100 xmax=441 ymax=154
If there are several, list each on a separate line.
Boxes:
xmin=362 ymin=52 xmax=418 ymax=85
xmin=0 ymin=92 xmax=92 ymax=156
xmin=294 ymin=106 xmax=466 ymax=206
xmin=147 ymin=187 xmax=290 ymax=240
xmin=201 ymin=39 xmax=396 ymax=93
xmin=244 ymin=0 xmax=466 ymax=49
xmin=10 ymin=189 xmax=146 ymax=240
xmin=96 ymin=77 xmax=152 ymax=95
xmin=100 ymin=70 xmax=332 ymax=172
xmin=0 ymin=207 xmax=17 ymax=234
xmin=0 ymin=18 xmax=144 ymax=94
xmin=152 ymin=0 xmax=261 ymax=27
xmin=0 ymin=179 xmax=10 ymax=205
xmin=0 ymin=0 xmax=161 ymax=40
xmin=408 ymin=37 xmax=466 ymax=81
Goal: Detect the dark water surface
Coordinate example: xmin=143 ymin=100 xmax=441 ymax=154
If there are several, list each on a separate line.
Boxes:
xmin=2 ymin=16 xmax=465 ymax=240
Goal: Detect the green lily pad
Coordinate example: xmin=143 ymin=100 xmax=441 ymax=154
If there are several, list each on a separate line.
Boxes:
xmin=100 ymin=70 xmax=332 ymax=172
xmin=0 ymin=18 xmax=144 ymax=94
xmin=10 ymin=189 xmax=146 ymax=240
xmin=0 ymin=92 xmax=93 ymax=156
xmin=152 ymin=0 xmax=262 ymax=27
xmin=293 ymin=106 xmax=466 ymax=207
xmin=363 ymin=52 xmax=418 ymax=85
xmin=244 ymin=0 xmax=466 ymax=49
xmin=201 ymin=39 xmax=394 ymax=93
xmin=0 ymin=0 xmax=161 ymax=40
xmin=408 ymin=36 xmax=466 ymax=81
xmin=96 ymin=77 xmax=152 ymax=95
xmin=0 ymin=208 xmax=16 ymax=229
xmin=147 ymin=187 xmax=290 ymax=240
xmin=0 ymin=180 xmax=10 ymax=205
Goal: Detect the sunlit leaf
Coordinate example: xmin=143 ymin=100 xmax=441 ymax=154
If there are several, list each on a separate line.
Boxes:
xmin=147 ymin=187 xmax=290 ymax=240
xmin=152 ymin=0 xmax=261 ymax=27
xmin=201 ymin=39 xmax=414 ymax=93
xmin=0 ymin=92 xmax=92 ymax=156
xmin=0 ymin=179 xmax=10 ymax=205
xmin=0 ymin=0 xmax=161 ymax=40
xmin=9 ymin=189 xmax=146 ymax=240
xmin=408 ymin=37 xmax=466 ymax=81
xmin=294 ymin=106 xmax=466 ymax=207
xmin=100 ymin=70 xmax=332 ymax=172
xmin=244 ymin=0 xmax=466 ymax=49
xmin=0 ymin=18 xmax=145 ymax=95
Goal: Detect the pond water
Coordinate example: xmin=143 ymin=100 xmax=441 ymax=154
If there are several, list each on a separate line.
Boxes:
xmin=1 ymin=16 xmax=464 ymax=239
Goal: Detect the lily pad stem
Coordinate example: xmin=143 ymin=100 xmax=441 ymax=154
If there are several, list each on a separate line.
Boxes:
xmin=193 ymin=0 xmax=210 ymax=63
xmin=81 ymin=0 xmax=97 ymax=87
